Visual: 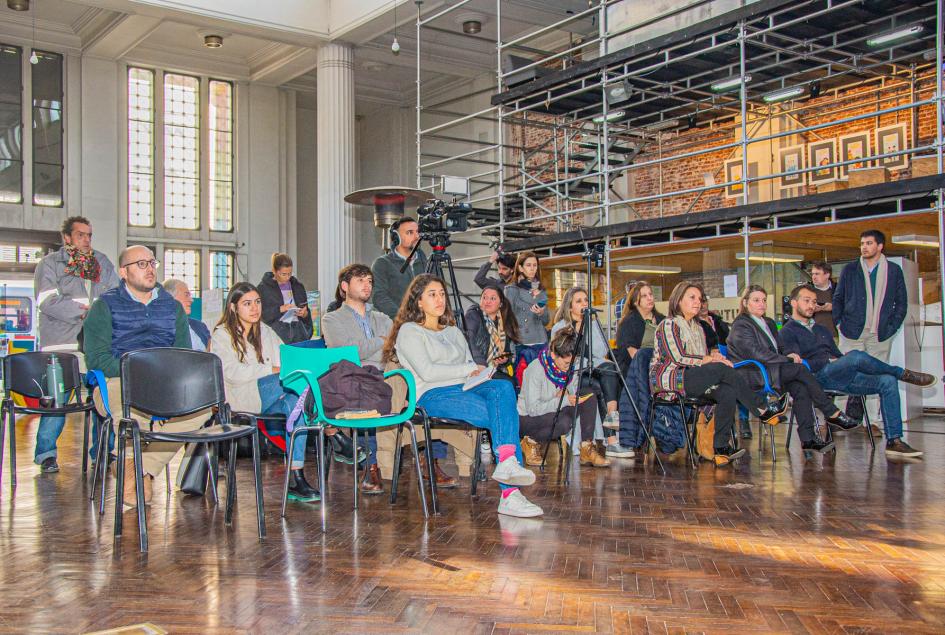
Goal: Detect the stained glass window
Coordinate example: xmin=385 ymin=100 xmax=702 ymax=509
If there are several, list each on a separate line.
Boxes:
xmin=128 ymin=67 xmax=154 ymax=227
xmin=164 ymin=73 xmax=200 ymax=230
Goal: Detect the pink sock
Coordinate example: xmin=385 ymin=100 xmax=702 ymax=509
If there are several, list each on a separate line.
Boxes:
xmin=497 ymin=444 xmax=516 ymax=463
xmin=501 ymin=487 xmax=519 ymax=498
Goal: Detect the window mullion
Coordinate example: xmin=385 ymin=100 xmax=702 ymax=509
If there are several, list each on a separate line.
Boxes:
xmin=154 ymin=70 xmax=165 ymax=232
xmin=21 ymin=49 xmax=33 ymax=219
xmin=200 ymin=76 xmax=209 ymax=239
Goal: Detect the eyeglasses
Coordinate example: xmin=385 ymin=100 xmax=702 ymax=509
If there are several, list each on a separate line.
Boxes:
xmin=120 ymin=259 xmax=160 ymax=270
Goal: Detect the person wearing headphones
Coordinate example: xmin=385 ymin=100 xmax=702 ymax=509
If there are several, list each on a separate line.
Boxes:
xmin=371 ymin=217 xmax=428 ymax=319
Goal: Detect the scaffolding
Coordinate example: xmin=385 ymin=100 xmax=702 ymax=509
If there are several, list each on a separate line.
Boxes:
xmin=415 ymin=0 xmax=944 ymax=332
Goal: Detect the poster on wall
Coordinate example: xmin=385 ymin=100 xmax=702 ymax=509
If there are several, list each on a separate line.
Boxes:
xmin=807 ymin=139 xmax=837 ymax=185
xmin=875 ymin=123 xmax=909 ymax=170
xmin=838 ymin=132 xmax=871 ymax=179
xmin=724 ymin=159 xmax=756 ymax=199
xmin=778 ymin=144 xmax=805 ymax=190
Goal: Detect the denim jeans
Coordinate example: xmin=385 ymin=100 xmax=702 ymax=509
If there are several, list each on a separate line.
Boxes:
xmin=257 ymin=373 xmax=307 ymax=468
xmin=815 ymin=350 xmax=904 ymax=439
xmin=418 ymin=379 xmax=523 ymax=491
xmin=34 ymin=409 xmax=114 ymax=465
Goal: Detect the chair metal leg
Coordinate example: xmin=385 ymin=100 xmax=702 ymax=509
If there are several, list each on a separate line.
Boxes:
xmin=8 ymin=404 xmax=16 ymax=490
xmin=317 ymin=428 xmax=327 ymax=533
xmin=251 ymin=430 xmax=265 ymax=538
xmin=389 ymin=423 xmax=404 ymax=505
xmin=81 ymin=409 xmax=91 ymax=475
xmin=785 ymin=409 xmax=795 ymax=450
xmin=678 ymin=403 xmax=697 ymax=469
xmin=404 ymin=421 xmax=428 ymax=518
xmin=205 ymin=444 xmax=219 ymax=505
xmin=281 ymin=429 xmax=296 ymax=517
xmin=130 ymin=426 xmax=148 ymax=552
xmin=164 ymin=464 xmax=171 ymax=496
xmin=224 ymin=436 xmax=237 ymax=525
xmin=862 ymin=397 xmax=875 ymax=451
xmin=470 ymin=429 xmax=483 ymax=499
xmin=0 ymin=403 xmax=7 ymax=494
xmin=96 ymin=418 xmax=110 ymax=515
xmin=113 ymin=425 xmax=126 ymax=538
xmin=421 ymin=413 xmax=438 ymax=511
xmin=352 ymin=428 xmax=359 ymax=511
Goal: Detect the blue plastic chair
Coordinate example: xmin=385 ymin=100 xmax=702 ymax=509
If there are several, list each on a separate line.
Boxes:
xmin=279 ymin=345 xmax=429 ymax=531
xmin=731 ymin=359 xmax=782 ymax=459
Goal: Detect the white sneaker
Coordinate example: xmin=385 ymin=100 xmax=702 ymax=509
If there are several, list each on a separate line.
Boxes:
xmin=603 ymin=411 xmax=620 ymax=429
xmin=497 ymin=489 xmax=544 ymax=518
xmin=491 ymin=456 xmax=536 ymax=487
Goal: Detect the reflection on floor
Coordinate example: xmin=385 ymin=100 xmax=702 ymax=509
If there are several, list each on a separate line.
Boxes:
xmin=2 ymin=414 xmax=945 ymax=633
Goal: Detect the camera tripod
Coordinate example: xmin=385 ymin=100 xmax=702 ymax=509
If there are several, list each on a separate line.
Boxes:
xmin=401 ymin=231 xmax=467 ymax=330
xmin=541 ymin=240 xmax=664 ymax=481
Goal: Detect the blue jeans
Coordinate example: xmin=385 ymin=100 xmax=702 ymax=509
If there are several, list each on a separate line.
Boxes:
xmin=418 ymin=380 xmax=523 ymax=490
xmin=815 ymin=350 xmax=904 ymax=439
xmin=257 ymin=374 xmax=307 ymax=468
xmin=34 ymin=409 xmax=114 ymax=465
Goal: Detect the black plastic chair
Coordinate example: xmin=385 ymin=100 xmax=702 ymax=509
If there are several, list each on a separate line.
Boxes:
xmin=0 ymin=352 xmax=96 ymax=493
xmin=785 ymin=390 xmax=867 ymax=452
xmin=114 ymin=348 xmax=265 ymax=552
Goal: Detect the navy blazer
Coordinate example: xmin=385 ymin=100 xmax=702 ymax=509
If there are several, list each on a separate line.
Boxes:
xmin=189 ymin=317 xmax=211 ymax=349
xmin=832 ymin=259 xmax=906 ymax=342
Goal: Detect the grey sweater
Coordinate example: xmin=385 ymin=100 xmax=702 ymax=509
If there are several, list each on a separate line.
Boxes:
xmin=504 ymin=283 xmax=550 ymax=345
xmin=320 ymin=303 xmax=392 ymax=369
xmin=34 ymin=247 xmax=120 ymax=349
xmin=371 ymin=248 xmax=428 ymax=318
xmin=517 ymin=358 xmax=577 ymax=417
xmin=395 ymin=322 xmax=477 ymax=397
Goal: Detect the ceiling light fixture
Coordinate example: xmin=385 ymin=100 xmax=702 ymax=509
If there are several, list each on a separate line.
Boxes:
xmin=617 ymin=265 xmax=682 ymax=275
xmin=867 ymin=24 xmax=924 ymax=48
xmin=645 ymin=118 xmax=679 ymax=131
xmin=462 ymin=20 xmax=481 ymax=34
xmin=710 ymin=74 xmax=751 ymax=92
xmin=592 ymin=110 xmax=625 ymax=124
xmin=7 ymin=0 xmax=29 ymax=10
xmin=391 ymin=0 xmax=400 ymax=55
xmin=762 ymin=85 xmax=805 ymax=103
xmin=605 ymin=79 xmax=632 ymax=104
xmin=203 ymin=34 xmax=223 ymax=48
xmin=735 ymin=252 xmax=803 ymax=263
xmin=892 ymin=234 xmax=939 ymax=248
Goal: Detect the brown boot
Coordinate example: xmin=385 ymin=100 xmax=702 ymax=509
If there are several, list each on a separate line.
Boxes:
xmin=520 ymin=436 xmax=543 ymax=466
xmin=579 ymin=441 xmax=611 ymax=467
xmin=360 ymin=464 xmax=384 ymax=495
xmin=418 ymin=454 xmax=457 ymax=489
xmin=121 ymin=458 xmax=153 ymax=507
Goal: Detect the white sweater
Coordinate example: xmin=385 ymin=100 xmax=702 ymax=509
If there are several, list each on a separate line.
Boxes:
xmin=209 ymin=322 xmax=283 ymax=413
xmin=395 ymin=322 xmax=477 ymax=397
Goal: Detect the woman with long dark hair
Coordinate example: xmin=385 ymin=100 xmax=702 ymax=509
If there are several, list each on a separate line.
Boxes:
xmin=615 ymin=281 xmax=665 ymax=370
xmin=650 ymin=282 xmax=788 ymax=466
xmin=210 ymin=282 xmax=318 ymax=502
xmin=505 ymin=252 xmax=549 ymax=355
xmin=383 ymin=274 xmax=543 ymax=518
xmin=257 ymin=252 xmax=314 ymax=344
xmin=727 ymin=285 xmax=858 ymax=453
xmin=464 ymin=284 xmax=520 ymax=382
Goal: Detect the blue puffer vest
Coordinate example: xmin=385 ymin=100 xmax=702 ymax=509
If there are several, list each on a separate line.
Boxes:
xmin=99 ymin=282 xmax=179 ymax=360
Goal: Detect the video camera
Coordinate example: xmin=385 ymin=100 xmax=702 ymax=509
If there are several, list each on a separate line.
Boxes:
xmin=417 ymin=198 xmax=471 ymax=235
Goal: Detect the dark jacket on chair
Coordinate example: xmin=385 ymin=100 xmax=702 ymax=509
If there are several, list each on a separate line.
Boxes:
xmin=618 ymin=347 xmax=686 ymax=452
xmin=258 ymin=271 xmax=314 ymax=344
xmin=727 ymin=314 xmax=793 ymax=391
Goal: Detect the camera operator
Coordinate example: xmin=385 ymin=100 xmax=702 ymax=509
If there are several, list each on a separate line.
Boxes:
xmin=371 ymin=216 xmax=427 ymax=319
xmin=475 ymin=250 xmax=516 ymax=290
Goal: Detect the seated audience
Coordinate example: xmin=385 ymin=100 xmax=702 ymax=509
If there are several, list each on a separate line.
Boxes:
xmin=696 ymin=289 xmax=730 ymax=352
xmin=210 ymin=282 xmax=317 ymax=502
xmin=505 ymin=252 xmax=550 ymax=359
xmin=163 ymin=278 xmax=210 ymax=350
xmin=517 ymin=328 xmax=609 ymax=468
xmin=650 ymin=282 xmax=788 ymax=466
xmin=615 ymin=281 xmax=664 ymax=370
xmin=84 ymin=246 xmax=195 ymax=506
xmin=321 ymin=264 xmax=394 ymax=493
xmin=475 ymin=250 xmax=516 ymax=290
xmin=781 ymin=284 xmax=932 ymax=458
xmin=464 ymin=284 xmax=520 ymax=383
xmin=727 ymin=285 xmax=859 ymax=454
xmin=258 ymin=252 xmax=314 ymax=344
xmin=384 ymin=274 xmax=543 ymax=518
xmin=550 ymin=287 xmax=621 ymax=433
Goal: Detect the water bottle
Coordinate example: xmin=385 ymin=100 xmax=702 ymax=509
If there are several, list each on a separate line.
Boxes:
xmin=46 ymin=354 xmax=65 ymax=407
xmin=307 ymin=290 xmax=321 ymax=338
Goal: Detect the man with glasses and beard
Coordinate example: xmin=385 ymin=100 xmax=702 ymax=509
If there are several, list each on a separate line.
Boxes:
xmin=83 ymin=245 xmax=196 ymax=507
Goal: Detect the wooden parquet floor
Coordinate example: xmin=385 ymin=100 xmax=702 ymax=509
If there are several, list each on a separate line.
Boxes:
xmin=2 ymin=415 xmax=945 ymax=634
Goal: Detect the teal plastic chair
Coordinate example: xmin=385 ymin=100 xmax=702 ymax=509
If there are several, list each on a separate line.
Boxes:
xmin=279 ymin=345 xmax=429 ymax=531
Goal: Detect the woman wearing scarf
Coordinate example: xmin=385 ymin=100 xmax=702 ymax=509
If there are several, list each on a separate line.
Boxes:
xmin=517 ymin=328 xmax=609 ymax=467
xmin=464 ymin=284 xmax=520 ymax=383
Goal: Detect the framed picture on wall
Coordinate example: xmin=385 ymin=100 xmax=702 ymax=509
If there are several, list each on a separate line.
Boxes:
xmin=838 ymin=132 xmax=871 ymax=179
xmin=778 ymin=144 xmax=805 ymax=190
xmin=808 ymin=139 xmax=837 ymax=185
xmin=875 ymin=123 xmax=909 ymax=170
xmin=724 ymin=159 xmax=745 ymax=199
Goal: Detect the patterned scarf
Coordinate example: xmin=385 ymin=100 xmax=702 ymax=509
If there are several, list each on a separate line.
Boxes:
xmin=538 ymin=346 xmax=568 ymax=389
xmin=63 ymin=246 xmax=101 ymax=283
xmin=483 ymin=311 xmax=506 ymax=364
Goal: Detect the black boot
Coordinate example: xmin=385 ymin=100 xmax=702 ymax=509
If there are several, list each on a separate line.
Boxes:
xmin=739 ymin=417 xmax=753 ymax=440
xmin=328 ymin=431 xmax=367 ymax=465
xmin=801 ymin=439 xmax=836 ymax=454
xmin=826 ymin=410 xmax=859 ymax=431
xmin=287 ymin=469 xmax=320 ymax=502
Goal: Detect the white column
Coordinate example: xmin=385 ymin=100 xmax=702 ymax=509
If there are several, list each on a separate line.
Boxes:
xmin=316 ymin=43 xmax=356 ymax=308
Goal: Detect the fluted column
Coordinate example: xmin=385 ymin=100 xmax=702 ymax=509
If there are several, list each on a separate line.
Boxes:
xmin=316 ymin=43 xmax=356 ymax=307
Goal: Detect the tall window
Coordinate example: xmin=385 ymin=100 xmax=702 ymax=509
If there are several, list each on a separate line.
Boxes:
xmin=128 ymin=68 xmax=154 ymax=227
xmin=31 ymin=51 xmax=63 ymax=207
xmin=164 ymin=73 xmax=200 ymax=229
xmin=0 ymin=45 xmax=21 ymax=204
xmin=210 ymin=250 xmax=234 ymax=290
xmin=164 ymin=248 xmax=201 ymax=297
xmin=208 ymin=81 xmax=233 ymax=231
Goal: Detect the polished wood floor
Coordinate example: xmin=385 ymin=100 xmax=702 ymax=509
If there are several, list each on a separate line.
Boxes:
xmin=2 ymin=414 xmax=945 ymax=634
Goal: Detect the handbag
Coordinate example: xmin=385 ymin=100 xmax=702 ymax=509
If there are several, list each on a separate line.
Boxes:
xmin=695 ymin=410 xmax=716 ymax=461
xmin=178 ymin=442 xmax=209 ymax=496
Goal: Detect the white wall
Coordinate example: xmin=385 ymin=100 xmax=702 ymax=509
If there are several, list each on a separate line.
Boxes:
xmin=81 ymin=56 xmax=121 ymax=257
xmin=296 ymin=105 xmax=317 ymax=284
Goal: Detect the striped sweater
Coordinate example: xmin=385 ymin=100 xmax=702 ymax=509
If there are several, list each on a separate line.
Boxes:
xmin=649 ymin=317 xmax=707 ymax=393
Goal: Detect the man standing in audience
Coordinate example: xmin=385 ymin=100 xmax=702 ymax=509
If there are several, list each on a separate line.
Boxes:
xmin=321 ymin=264 xmax=393 ymax=494
xmin=32 ymin=216 xmax=120 ymax=473
xmin=832 ymin=230 xmax=907 ymax=434
xmin=809 ymin=261 xmax=837 ymax=336
xmin=475 ymin=250 xmax=516 ymax=290
xmin=163 ymin=278 xmax=210 ymax=350
xmin=84 ymin=245 xmax=195 ymax=506
xmin=371 ymin=217 xmax=427 ymax=318
xmin=782 ymin=284 xmax=932 ymax=458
